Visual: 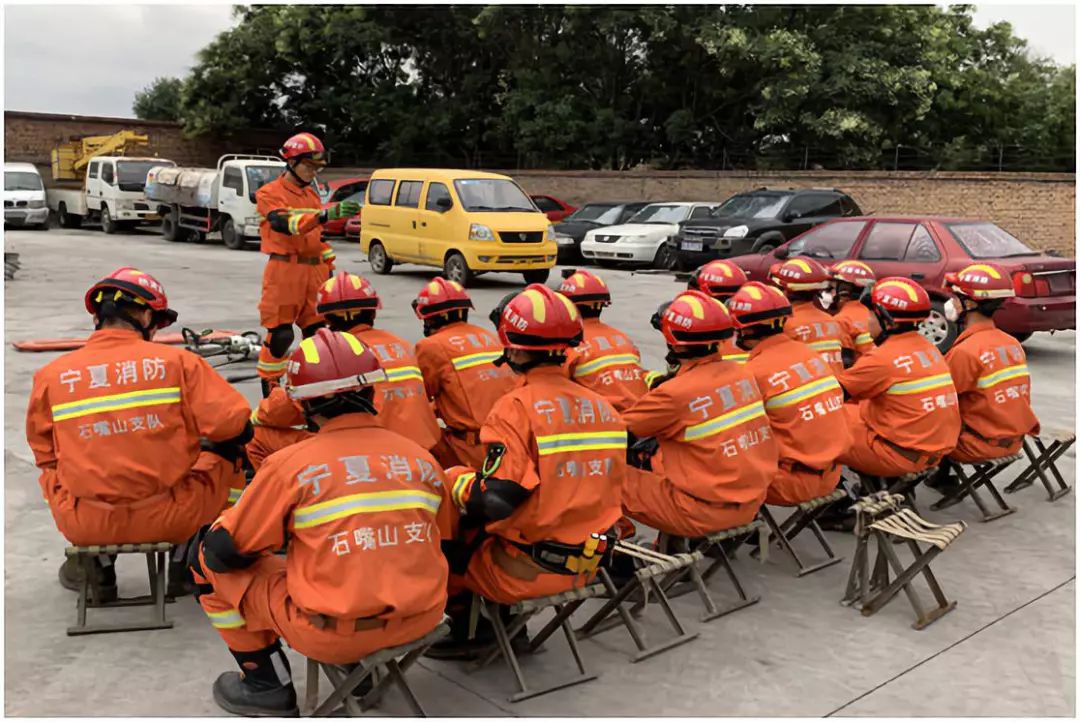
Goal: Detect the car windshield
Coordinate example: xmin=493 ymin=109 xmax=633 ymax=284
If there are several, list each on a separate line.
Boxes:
xmin=626 ymin=204 xmax=690 ymax=224
xmin=117 ymin=160 xmax=173 ymax=191
xmin=453 ymin=178 xmax=537 ymax=212
xmin=947 ymin=222 xmax=1038 ymax=258
xmin=567 ymin=204 xmax=619 ymax=223
xmin=714 ymin=193 xmax=790 ymax=219
xmin=4 ymin=171 xmax=42 ymax=191
xmin=247 ymin=166 xmax=283 ymax=195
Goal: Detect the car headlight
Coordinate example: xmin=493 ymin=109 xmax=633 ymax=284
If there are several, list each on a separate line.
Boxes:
xmin=555 ymin=233 xmax=575 ymax=245
xmin=546 ymin=225 xmax=556 ymax=241
xmin=469 ymin=223 xmax=496 ymax=242
xmin=28 ymin=200 xmax=45 ymax=209
xmin=723 ymin=225 xmax=749 ymax=239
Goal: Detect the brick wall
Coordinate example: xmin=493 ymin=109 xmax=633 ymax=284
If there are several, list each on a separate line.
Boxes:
xmin=4 ymin=111 xmax=283 ymax=185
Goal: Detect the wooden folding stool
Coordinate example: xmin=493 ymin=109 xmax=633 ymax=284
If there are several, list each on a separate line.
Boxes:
xmin=757 ymin=487 xmax=847 ymax=576
xmin=65 ymin=542 xmax=174 ymax=636
xmin=1005 ymin=431 xmax=1075 ymax=501
xmin=930 ymin=453 xmax=1022 ymax=522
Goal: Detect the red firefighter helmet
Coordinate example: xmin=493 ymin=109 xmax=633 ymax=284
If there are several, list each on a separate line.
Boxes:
xmin=284 ymin=328 xmax=386 ymax=401
xmin=660 ymin=290 xmax=734 ymax=346
xmin=944 ymin=262 xmax=1015 ymax=300
xmin=316 ymin=272 xmax=382 ymax=318
xmin=412 ymin=276 xmax=474 ymax=319
xmin=84 ymin=267 xmax=177 ymax=328
xmin=766 ymin=262 xmax=784 ymax=288
xmin=279 ymin=132 xmax=327 ymax=163
xmin=868 ymin=277 xmax=932 ymax=322
xmin=830 ymin=260 xmax=876 ymax=288
xmin=558 ymin=269 xmax=611 ymax=306
xmin=689 ymin=260 xmax=748 ymax=299
xmin=498 ymin=285 xmax=583 ymax=351
xmin=774 ymin=257 xmax=831 ymax=292
xmin=727 ymin=281 xmax=793 ymax=329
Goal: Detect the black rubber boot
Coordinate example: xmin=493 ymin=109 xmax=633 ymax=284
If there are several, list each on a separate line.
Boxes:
xmin=59 ymin=555 xmax=118 ymax=603
xmin=213 ymin=643 xmax=298 ymax=717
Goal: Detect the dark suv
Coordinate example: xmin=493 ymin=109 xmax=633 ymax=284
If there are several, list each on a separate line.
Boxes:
xmin=669 ymin=187 xmax=861 ymax=269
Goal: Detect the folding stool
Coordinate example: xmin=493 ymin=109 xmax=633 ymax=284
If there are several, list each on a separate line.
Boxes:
xmin=303 ymin=618 xmax=450 ymax=716
xmin=573 ymin=541 xmax=700 ymax=662
xmin=929 ymin=453 xmax=1022 ymax=521
xmin=857 ymin=468 xmax=935 ymax=513
xmin=757 ymin=487 xmax=847 ymax=576
xmin=1005 ymin=431 xmax=1075 ymax=501
xmin=841 ymin=492 xmax=965 ymax=630
xmin=65 ymin=542 xmax=174 ymax=636
xmin=471 ymin=586 xmax=605 ymax=702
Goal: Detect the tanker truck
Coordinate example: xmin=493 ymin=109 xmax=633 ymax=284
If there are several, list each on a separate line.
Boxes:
xmin=145 ymin=155 xmax=284 ymax=249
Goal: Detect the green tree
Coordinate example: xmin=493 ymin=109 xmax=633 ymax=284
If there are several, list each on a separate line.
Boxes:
xmin=132 ymin=76 xmax=184 ymax=121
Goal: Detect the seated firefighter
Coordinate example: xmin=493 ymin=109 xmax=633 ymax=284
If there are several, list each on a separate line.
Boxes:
xmin=191 ymin=329 xmax=451 ymax=717
xmin=558 ymin=269 xmax=651 ymax=412
xmin=315 ymin=271 xmax=441 ymax=452
xmin=837 ymin=277 xmax=961 ymax=478
xmin=687 ymin=259 xmax=751 ymax=363
xmin=25 ymin=267 xmax=251 ymax=600
xmin=773 ymin=257 xmax=846 ymax=375
xmin=828 ymin=260 xmax=878 ymax=364
xmin=620 ymin=290 xmax=778 ymax=538
xmin=433 ymin=285 xmax=626 ymax=656
xmin=728 ymin=282 xmax=852 ymax=505
xmin=412 ymin=277 xmax=518 ymax=468
xmin=931 ymin=262 xmax=1040 ymax=491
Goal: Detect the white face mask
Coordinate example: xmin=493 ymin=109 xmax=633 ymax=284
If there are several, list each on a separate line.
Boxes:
xmin=818 ymin=290 xmax=836 ymax=310
xmin=944 ymin=297 xmax=961 ymax=323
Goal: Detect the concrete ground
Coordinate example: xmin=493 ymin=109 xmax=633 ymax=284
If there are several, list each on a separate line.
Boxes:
xmin=4 ymin=227 xmax=1075 ymax=717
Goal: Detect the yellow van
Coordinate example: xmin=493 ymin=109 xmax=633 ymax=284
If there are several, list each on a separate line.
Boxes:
xmin=360 ymin=168 xmax=557 ymax=286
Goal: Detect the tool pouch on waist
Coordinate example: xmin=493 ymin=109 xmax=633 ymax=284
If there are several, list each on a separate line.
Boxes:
xmin=511 ymin=533 xmax=610 ymax=576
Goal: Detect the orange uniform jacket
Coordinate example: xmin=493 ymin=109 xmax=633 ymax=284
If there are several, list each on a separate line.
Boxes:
xmin=622 ymin=355 xmax=778 ymax=505
xmin=469 ymin=365 xmax=626 ymax=547
xmin=785 ymin=301 xmax=845 ymax=374
xmin=566 ymin=317 xmax=650 ymax=412
xmin=246 ymin=387 xmax=314 ymax=471
xmin=835 ymin=300 xmax=876 ymax=358
xmin=746 ymin=334 xmax=851 ymax=504
xmin=26 ymin=328 xmax=250 ymax=503
xmin=721 ymin=337 xmax=750 ymax=365
xmin=839 ymin=330 xmax=960 ymax=456
xmin=945 ymin=319 xmax=1039 ymax=461
xmin=256 ymin=174 xmax=333 ymax=262
xmin=415 ymin=321 xmax=517 ymax=465
xmin=214 ymin=414 xmax=451 ymax=622
xmin=349 ymin=324 xmax=441 ymax=451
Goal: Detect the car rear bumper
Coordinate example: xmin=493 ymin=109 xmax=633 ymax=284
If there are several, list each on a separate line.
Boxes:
xmin=995 ymin=296 xmax=1076 ymax=333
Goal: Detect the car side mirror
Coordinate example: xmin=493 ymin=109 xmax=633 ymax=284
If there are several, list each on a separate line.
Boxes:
xmin=773 ymin=246 xmax=790 ymax=260
xmin=781 ymin=212 xmax=796 ymax=223
xmin=436 ymin=197 xmax=453 ymax=212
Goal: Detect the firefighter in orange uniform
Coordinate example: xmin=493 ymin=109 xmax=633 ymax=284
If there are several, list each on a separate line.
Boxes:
xmin=412 ymin=277 xmax=517 ymax=468
xmin=191 ymin=329 xmax=451 ymax=716
xmin=828 ymin=260 xmax=877 ymax=364
xmin=26 ymin=268 xmax=251 ymax=600
xmin=728 ymin=282 xmax=851 ymax=504
xmin=688 ymin=259 xmax=751 ymax=363
xmin=245 ymin=387 xmax=313 ymax=472
xmin=621 ymin=290 xmax=778 ymax=537
xmin=255 ymin=132 xmax=359 ymax=395
xmin=558 ymin=269 xmax=650 ymax=411
xmin=432 ymin=285 xmax=625 ymax=656
xmin=773 ymin=257 xmax=846 ymax=374
xmin=930 ymin=262 xmax=1040 ymax=493
xmin=837 ymin=277 xmax=960 ymax=478
xmin=316 ymin=272 xmax=442 ymax=451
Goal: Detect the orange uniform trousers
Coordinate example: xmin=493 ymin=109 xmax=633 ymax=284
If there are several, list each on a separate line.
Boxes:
xmin=621 ymin=467 xmax=765 ymax=538
xmin=838 ymin=405 xmax=940 ymax=477
xmin=949 ymin=431 xmax=1023 ymax=465
xmin=197 ymin=554 xmax=446 ymax=664
xmin=258 ymin=256 xmax=330 ymax=330
xmin=41 ymin=452 xmax=243 ymax=546
xmin=766 ymin=464 xmax=842 ymax=506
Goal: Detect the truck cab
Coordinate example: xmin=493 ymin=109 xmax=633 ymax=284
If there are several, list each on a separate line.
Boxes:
xmin=217 ymin=156 xmax=285 ymax=243
xmin=48 ymin=155 xmax=176 ymax=233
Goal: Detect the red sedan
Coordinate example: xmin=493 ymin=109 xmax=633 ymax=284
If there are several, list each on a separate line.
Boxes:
xmin=319 ymin=177 xmax=367 ymax=236
xmin=729 ymin=216 xmax=1075 ymax=350
xmin=344 ymin=214 xmax=361 ymax=242
xmin=530 ymin=194 xmax=577 ymax=222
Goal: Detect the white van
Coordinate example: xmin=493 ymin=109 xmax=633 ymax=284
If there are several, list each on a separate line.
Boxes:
xmin=4 ymin=162 xmax=48 ymax=229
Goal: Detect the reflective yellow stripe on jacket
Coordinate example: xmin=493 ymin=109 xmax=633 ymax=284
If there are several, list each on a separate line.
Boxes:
xmin=684 ymin=401 xmax=767 ymax=441
xmin=384 ymin=366 xmax=423 ymax=383
xmin=451 ymin=352 xmax=502 ymax=371
xmin=886 ymin=373 xmax=954 ymax=395
xmin=51 ymin=387 xmax=182 ymax=422
xmin=293 ymin=489 xmax=441 ymax=530
xmin=977 ymin=364 xmax=1029 ymax=389
xmin=573 ymin=353 xmax=639 ymax=378
xmin=535 ymin=431 xmax=627 ymax=456
xmin=765 ymin=377 xmax=841 ymax=410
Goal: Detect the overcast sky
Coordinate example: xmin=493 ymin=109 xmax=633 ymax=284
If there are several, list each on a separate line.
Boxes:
xmin=3 ymin=3 xmax=1076 ymax=118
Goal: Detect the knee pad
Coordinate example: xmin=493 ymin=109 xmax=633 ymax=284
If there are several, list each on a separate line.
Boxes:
xmin=265 ymin=325 xmax=294 ymax=358
xmin=301 ymin=322 xmax=324 ymax=339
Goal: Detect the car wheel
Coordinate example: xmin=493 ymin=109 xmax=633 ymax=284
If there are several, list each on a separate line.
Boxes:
xmin=522 ymin=269 xmax=550 ymax=284
xmin=756 ymin=243 xmax=778 ymax=254
xmin=653 ymin=244 xmax=677 ymax=270
xmin=368 ymin=242 xmax=394 ymax=274
xmin=100 ymin=205 xmax=116 ymax=234
xmin=919 ymin=301 xmax=959 ymax=352
xmin=188 ymin=229 xmax=207 ymax=244
xmin=162 ymin=211 xmax=182 ymax=242
xmin=222 ymin=218 xmax=245 ymax=250
xmin=444 ymin=252 xmax=474 ymax=287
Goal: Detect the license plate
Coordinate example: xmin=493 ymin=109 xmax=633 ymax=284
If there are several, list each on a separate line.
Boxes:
xmin=145 ymin=214 xmax=161 ymax=221
xmin=681 ymin=240 xmax=703 ymax=252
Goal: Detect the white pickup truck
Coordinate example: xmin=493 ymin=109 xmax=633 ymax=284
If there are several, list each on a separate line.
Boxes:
xmin=47 ymin=156 xmax=177 ymax=233
xmin=145 ymin=155 xmax=285 ymax=249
